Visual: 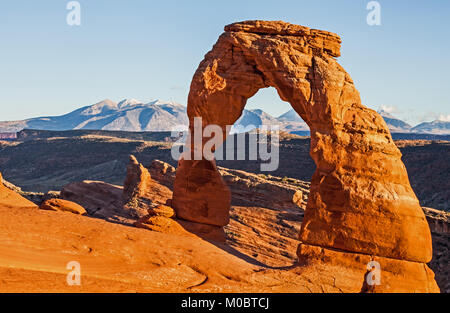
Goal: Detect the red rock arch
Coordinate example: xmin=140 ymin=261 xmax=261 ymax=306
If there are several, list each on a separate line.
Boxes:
xmin=172 ymin=21 xmax=433 ymax=267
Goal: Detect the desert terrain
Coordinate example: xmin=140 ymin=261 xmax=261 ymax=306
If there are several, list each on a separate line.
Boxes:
xmin=0 ymin=129 xmax=448 ymax=292
xmin=1 ymin=129 xmax=448 ymax=212
xmin=0 ymin=20 xmax=448 ymax=294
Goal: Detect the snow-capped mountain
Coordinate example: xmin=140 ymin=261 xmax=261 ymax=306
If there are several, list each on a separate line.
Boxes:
xmin=411 ymin=120 xmax=450 ymax=135
xmin=0 ymin=100 xmax=308 ymax=134
xmin=0 ymin=99 xmax=189 ymax=132
xmin=278 ymin=109 xmax=304 ymax=123
xmin=231 ymin=109 xmax=281 ymax=133
xmin=377 ymin=110 xmax=412 ymax=133
xmin=377 ymin=110 xmax=450 ymax=135
xmin=0 ymin=99 xmax=448 ymax=135
xmin=277 ymin=109 xmax=309 ymax=132
xmin=230 ymin=109 xmax=310 ymax=133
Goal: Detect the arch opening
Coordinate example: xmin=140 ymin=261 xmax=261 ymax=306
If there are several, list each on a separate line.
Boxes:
xmin=217 ymin=87 xmax=312 ymax=177
xmin=210 ymin=87 xmax=314 ymax=267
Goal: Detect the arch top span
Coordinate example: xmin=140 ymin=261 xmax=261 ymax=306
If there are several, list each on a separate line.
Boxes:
xmin=186 ymin=19 xmax=356 ymax=132
xmin=173 ymin=20 xmax=434 ymax=266
xmin=225 ymin=20 xmax=342 ymax=57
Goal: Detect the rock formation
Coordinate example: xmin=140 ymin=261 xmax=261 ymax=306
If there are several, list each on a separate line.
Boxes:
xmin=172 ymin=20 xmax=438 ymax=292
xmin=424 ymin=207 xmax=450 ymax=234
xmin=135 ymin=204 xmax=180 ymax=233
xmin=148 ymin=159 xmax=177 ymax=189
xmin=123 ymin=155 xmax=172 ymax=218
xmin=61 ymin=180 xmax=125 ymax=222
xmin=145 ymin=159 xmax=309 ymax=243
xmin=150 ymin=159 xmax=309 ymax=210
xmin=123 ymin=155 xmax=153 ymax=203
xmin=40 ymin=198 xmax=87 ymax=215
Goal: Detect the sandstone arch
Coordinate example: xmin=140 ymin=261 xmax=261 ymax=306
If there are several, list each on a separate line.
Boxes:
xmin=172 ymin=21 xmax=437 ymax=291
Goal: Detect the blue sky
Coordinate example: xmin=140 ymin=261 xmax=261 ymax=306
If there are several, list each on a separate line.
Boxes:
xmin=0 ymin=0 xmax=449 ymax=125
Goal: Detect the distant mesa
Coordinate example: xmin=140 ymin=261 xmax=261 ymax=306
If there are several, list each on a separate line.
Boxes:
xmin=0 ymin=133 xmax=17 ymax=140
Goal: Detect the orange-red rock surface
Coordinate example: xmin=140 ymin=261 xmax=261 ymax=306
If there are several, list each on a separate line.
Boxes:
xmin=40 ymin=198 xmax=87 ymax=215
xmin=123 ymin=155 xmax=172 ymax=218
xmin=0 ymin=160 xmax=444 ymax=292
xmin=60 ymin=180 xmax=128 ymax=223
xmin=0 ymin=172 xmax=37 ymax=209
xmin=172 ymin=20 xmax=437 ymax=291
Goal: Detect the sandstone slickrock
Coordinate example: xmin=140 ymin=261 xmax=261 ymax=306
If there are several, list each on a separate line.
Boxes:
xmin=135 ymin=204 xmax=176 ymax=229
xmin=123 ymin=155 xmax=153 ymax=204
xmin=149 ymin=204 xmax=176 ymax=218
xmin=150 ymin=159 xmax=448 ymax=285
xmin=172 ymin=20 xmax=438 ymax=292
xmin=135 ymin=204 xmax=176 ymax=230
xmin=0 ymin=172 xmax=37 ymax=209
xmin=40 ymin=198 xmax=87 ymax=215
xmin=0 ymin=173 xmax=22 ymax=194
xmin=135 ymin=214 xmax=185 ymax=234
xmin=135 ymin=202 xmax=227 ymax=242
xmin=296 ymin=244 xmax=439 ymax=293
xmin=123 ymin=155 xmax=172 ymax=218
xmin=60 ymin=180 xmax=126 ymax=222
xmin=0 ymin=173 xmax=51 ymax=205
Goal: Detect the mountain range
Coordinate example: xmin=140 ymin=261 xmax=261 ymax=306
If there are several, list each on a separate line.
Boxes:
xmin=378 ymin=110 xmax=450 ymax=135
xmin=0 ymin=99 xmax=188 ymax=133
xmin=0 ymin=99 xmax=449 ymax=135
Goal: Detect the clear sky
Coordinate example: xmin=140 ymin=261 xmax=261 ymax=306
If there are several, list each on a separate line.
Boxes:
xmin=0 ymin=0 xmax=449 ymax=125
